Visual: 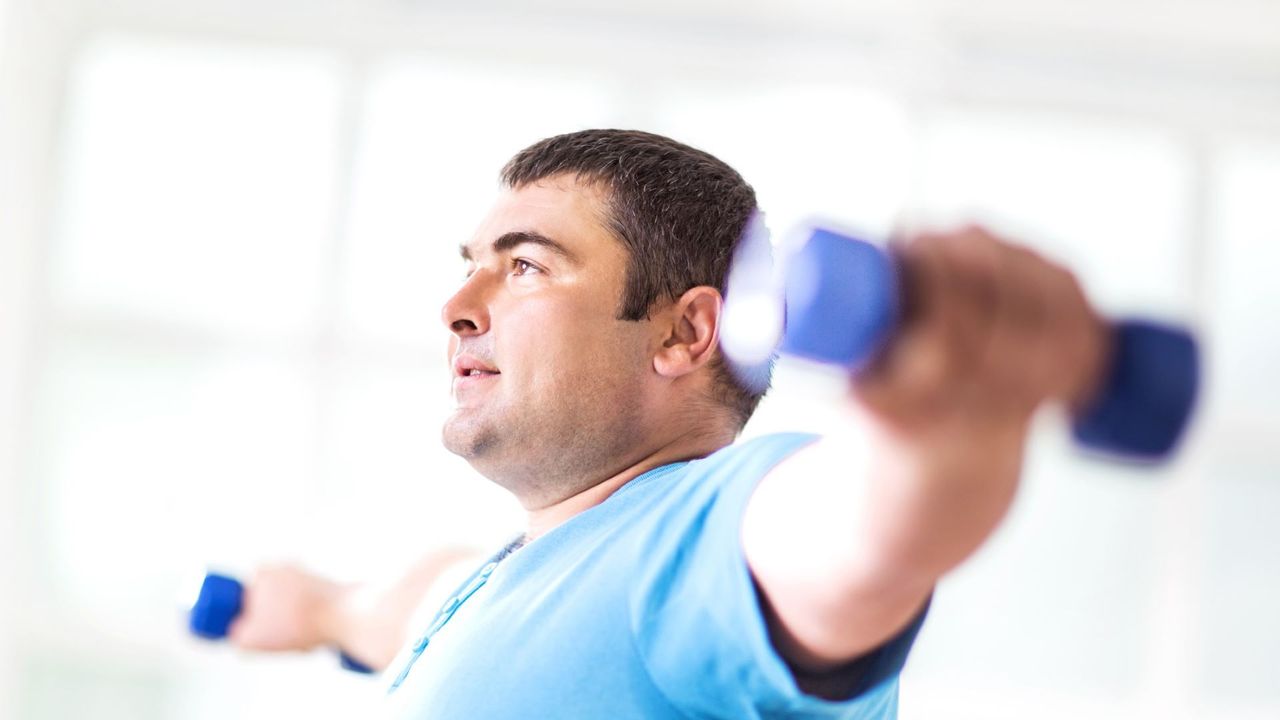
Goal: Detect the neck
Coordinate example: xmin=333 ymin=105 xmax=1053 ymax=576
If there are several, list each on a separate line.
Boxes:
xmin=523 ymin=424 xmax=737 ymax=541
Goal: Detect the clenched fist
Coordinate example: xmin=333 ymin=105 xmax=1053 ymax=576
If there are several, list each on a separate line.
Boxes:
xmin=228 ymin=564 xmax=340 ymax=653
xmin=854 ymin=225 xmax=1109 ymax=441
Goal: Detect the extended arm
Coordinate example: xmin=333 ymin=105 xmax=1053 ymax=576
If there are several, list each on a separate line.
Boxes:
xmin=229 ymin=546 xmax=482 ymax=671
xmin=742 ymin=226 xmax=1108 ymax=671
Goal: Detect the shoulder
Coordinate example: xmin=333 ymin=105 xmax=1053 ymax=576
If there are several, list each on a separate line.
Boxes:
xmin=692 ymin=432 xmax=823 ymax=487
xmin=612 ymin=432 xmax=820 ymax=529
xmin=618 ymin=431 xmax=825 ymax=578
xmin=613 ymin=432 xmax=821 ymax=518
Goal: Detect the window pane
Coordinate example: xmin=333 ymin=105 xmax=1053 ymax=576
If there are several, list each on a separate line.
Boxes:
xmin=1197 ymin=138 xmax=1280 ymax=703
xmin=36 ymin=332 xmax=316 ymax=624
xmin=1205 ymin=139 xmax=1280 ymax=424
xmin=653 ymin=83 xmax=913 ymax=239
xmin=54 ymin=36 xmax=343 ymax=336
xmin=919 ymin=110 xmax=1193 ymax=316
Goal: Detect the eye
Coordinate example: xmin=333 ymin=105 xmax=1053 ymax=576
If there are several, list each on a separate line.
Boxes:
xmin=512 ymin=258 xmax=542 ymax=276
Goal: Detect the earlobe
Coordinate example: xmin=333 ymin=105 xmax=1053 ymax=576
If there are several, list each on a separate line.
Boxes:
xmin=653 ymin=287 xmax=722 ymax=379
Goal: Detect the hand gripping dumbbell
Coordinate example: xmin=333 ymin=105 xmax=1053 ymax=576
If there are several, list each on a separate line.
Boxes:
xmin=723 ymin=224 xmax=1200 ymax=461
xmin=189 ymin=571 xmax=375 ymax=674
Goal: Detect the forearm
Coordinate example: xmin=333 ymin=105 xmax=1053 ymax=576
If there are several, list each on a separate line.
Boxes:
xmin=857 ymin=416 xmax=1029 ymax=584
xmin=320 ymin=547 xmax=483 ymax=670
xmin=747 ymin=226 xmax=1105 ymax=670
xmin=745 ymin=419 xmax=1028 ymax=669
xmin=233 ymin=548 xmax=484 ymax=671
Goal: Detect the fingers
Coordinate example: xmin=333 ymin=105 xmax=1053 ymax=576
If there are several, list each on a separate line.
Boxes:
xmin=852 ymin=225 xmax=1101 ymax=432
xmin=1029 ymin=254 xmax=1109 ymax=411
xmin=857 ymin=234 xmax=951 ymax=417
xmin=226 ymin=564 xmax=333 ymax=652
xmin=981 ymin=242 xmax=1050 ymax=415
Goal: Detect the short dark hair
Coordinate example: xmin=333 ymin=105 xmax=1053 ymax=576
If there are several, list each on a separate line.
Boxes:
xmin=501 ymin=129 xmax=769 ymax=427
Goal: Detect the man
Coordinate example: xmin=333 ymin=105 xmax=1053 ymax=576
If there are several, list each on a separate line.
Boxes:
xmin=233 ymin=129 xmax=1105 ymax=718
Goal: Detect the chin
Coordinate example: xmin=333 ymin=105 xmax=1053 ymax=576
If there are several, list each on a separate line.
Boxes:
xmin=441 ymin=411 xmax=497 ymax=460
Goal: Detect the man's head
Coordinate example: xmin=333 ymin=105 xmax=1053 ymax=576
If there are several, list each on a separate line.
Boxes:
xmin=441 ymin=130 xmax=769 ymax=506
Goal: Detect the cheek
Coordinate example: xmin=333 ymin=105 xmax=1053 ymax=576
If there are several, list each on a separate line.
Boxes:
xmin=497 ymin=297 xmax=641 ymax=384
xmin=492 ymin=299 xmax=574 ymax=380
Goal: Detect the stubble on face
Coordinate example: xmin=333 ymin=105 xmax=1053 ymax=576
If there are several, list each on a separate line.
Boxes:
xmin=440 ymin=179 xmax=660 ymax=509
xmin=443 ymin=321 xmax=654 ymax=509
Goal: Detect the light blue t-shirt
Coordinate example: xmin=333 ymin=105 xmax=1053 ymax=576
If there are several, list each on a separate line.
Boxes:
xmin=383 ymin=432 xmax=928 ymax=719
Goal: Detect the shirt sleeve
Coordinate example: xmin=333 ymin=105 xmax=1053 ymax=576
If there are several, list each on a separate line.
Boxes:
xmin=627 ymin=433 xmax=929 ymax=720
xmin=767 ymin=586 xmax=930 ymax=703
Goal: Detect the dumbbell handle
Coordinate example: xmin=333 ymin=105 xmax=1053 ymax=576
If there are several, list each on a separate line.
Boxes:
xmin=189 ymin=572 xmax=375 ymax=674
xmin=780 ymin=227 xmax=1200 ymax=461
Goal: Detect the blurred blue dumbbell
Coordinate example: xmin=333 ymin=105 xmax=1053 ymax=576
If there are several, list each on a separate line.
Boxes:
xmin=189 ymin=571 xmax=375 ymax=674
xmin=764 ymin=227 xmax=1200 ymax=461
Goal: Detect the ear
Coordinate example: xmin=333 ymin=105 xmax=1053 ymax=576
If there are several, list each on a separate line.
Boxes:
xmin=653 ymin=286 xmax=722 ymax=379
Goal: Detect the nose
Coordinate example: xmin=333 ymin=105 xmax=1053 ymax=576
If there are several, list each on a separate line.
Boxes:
xmin=441 ymin=272 xmax=491 ymax=337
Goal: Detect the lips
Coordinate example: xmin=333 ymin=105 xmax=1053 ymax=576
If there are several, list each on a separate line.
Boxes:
xmin=452 ymin=354 xmax=500 ymax=379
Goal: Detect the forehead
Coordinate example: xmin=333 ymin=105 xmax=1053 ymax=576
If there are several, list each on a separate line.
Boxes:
xmin=464 ymin=175 xmax=616 ymax=259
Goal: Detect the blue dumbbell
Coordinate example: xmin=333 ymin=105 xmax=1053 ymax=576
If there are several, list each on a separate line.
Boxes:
xmin=189 ymin=571 xmax=375 ymax=674
xmin=743 ymin=226 xmax=1200 ymax=461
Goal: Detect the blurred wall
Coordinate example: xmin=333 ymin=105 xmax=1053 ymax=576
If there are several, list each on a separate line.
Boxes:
xmin=2 ymin=0 xmax=68 ymax=715
xmin=3 ymin=1 xmax=1280 ymax=719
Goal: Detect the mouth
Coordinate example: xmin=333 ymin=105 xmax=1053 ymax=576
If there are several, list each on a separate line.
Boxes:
xmin=459 ymin=368 xmax=499 ymax=378
xmin=452 ymin=354 xmax=501 ymax=388
xmin=451 ymin=369 xmax=499 ymax=402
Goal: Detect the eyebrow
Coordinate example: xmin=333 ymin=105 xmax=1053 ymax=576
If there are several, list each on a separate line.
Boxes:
xmin=459 ymin=231 xmax=580 ymax=264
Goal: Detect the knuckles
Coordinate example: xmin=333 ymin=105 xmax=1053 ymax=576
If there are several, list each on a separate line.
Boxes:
xmin=856 ymin=226 xmax=1098 ymax=426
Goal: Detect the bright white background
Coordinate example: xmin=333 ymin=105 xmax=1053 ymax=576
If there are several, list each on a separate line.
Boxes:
xmin=1 ymin=1 xmax=1278 ymax=718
